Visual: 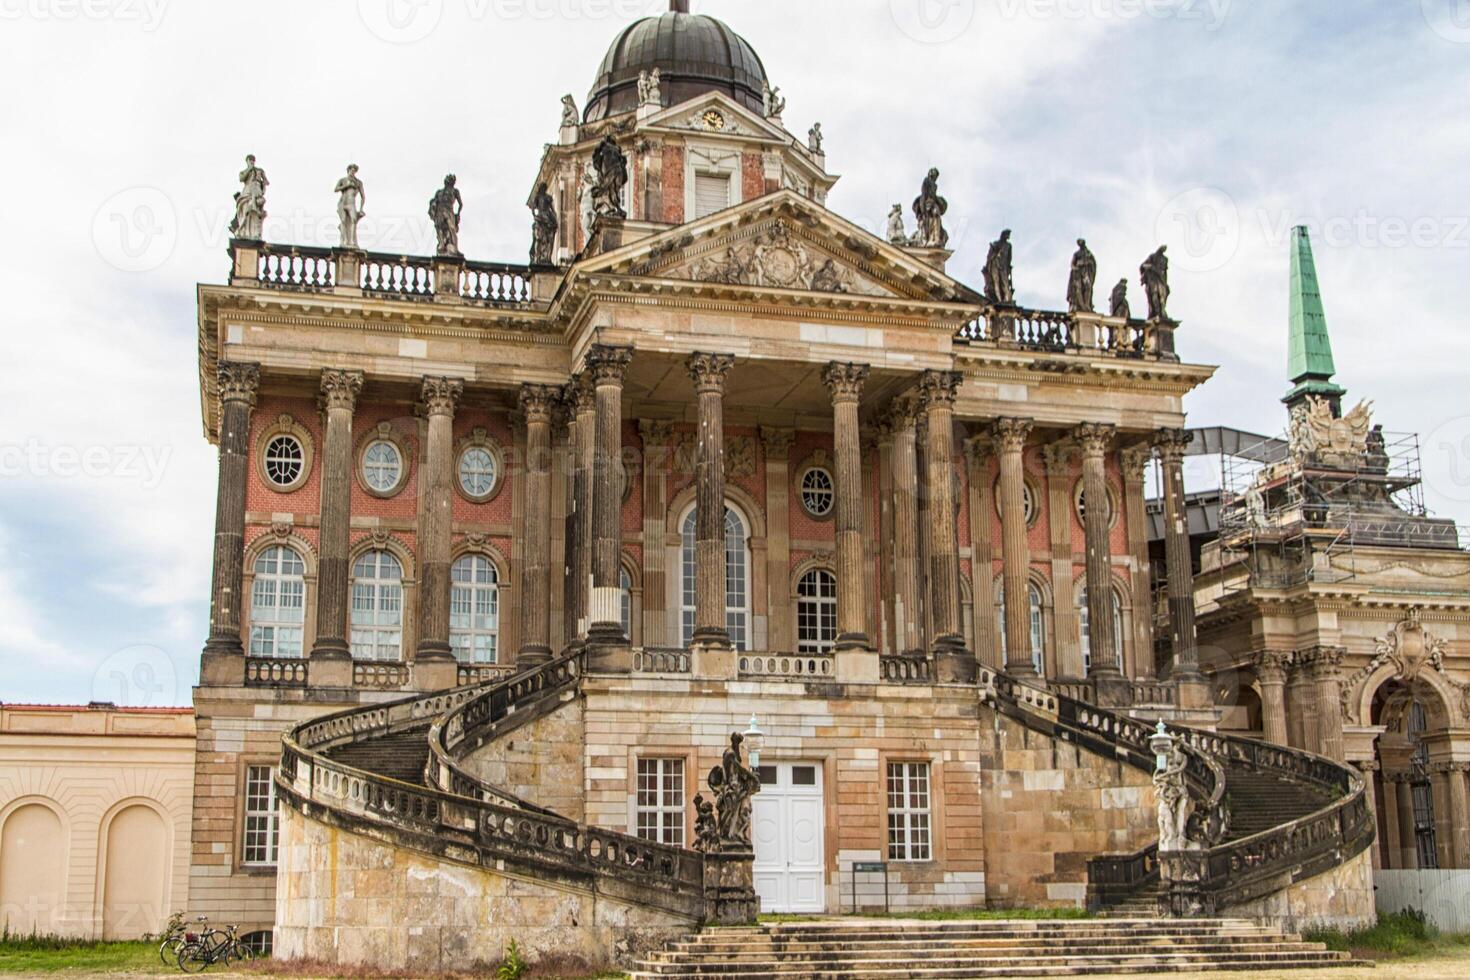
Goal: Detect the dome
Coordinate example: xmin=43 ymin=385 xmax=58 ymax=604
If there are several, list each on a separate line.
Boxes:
xmin=583 ymin=7 xmax=768 ymax=123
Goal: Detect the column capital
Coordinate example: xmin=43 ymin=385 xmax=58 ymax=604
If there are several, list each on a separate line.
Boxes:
xmin=420 ymin=376 xmax=464 ymax=417
xmin=822 ymin=362 xmax=870 ymax=403
xmin=1042 ymin=440 xmax=1077 ymax=477
xmin=1256 ymin=651 xmax=1291 ymax=684
xmin=639 ymin=419 xmax=676 ymax=449
xmin=518 ymin=383 xmax=560 ymax=424
xmin=218 ymin=361 xmax=261 ymax=406
xmin=885 ymin=391 xmax=923 ymax=430
xmin=566 ymin=372 xmax=597 ymax=414
xmin=760 ymin=426 xmax=795 ymax=459
xmin=991 ymin=417 xmax=1033 ymax=453
xmin=917 ymin=370 xmax=961 ymax=411
xmin=1073 ymin=422 xmax=1117 ymax=458
xmin=1302 ymin=645 xmax=1346 ymax=678
xmin=319 ymin=369 xmax=364 ymax=413
xmin=586 ymin=344 xmax=633 ymax=386
xmin=686 ymin=352 xmax=736 ymax=394
xmin=1120 ymin=444 xmax=1153 ymax=483
xmin=963 ymin=434 xmax=993 ymax=469
xmin=1155 ymin=427 xmax=1194 ymax=463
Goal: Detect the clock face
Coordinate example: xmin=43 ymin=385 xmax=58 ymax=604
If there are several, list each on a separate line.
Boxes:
xmin=702 ymin=109 xmax=725 ymax=131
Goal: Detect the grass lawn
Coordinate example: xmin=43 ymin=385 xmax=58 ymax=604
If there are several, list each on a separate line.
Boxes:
xmin=1305 ymin=910 xmax=1470 ymax=961
xmin=0 ymin=937 xmax=160 ymax=974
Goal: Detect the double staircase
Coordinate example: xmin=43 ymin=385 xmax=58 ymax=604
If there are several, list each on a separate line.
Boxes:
xmin=629 ymin=918 xmax=1366 ymax=978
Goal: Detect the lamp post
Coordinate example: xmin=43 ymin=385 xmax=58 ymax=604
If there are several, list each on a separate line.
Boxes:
xmin=1149 ymin=720 xmax=1174 ymax=774
xmin=743 ymin=714 xmax=765 ymax=768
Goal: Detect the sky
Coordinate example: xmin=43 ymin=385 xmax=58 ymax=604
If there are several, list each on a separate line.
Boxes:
xmin=1 ymin=0 xmax=1468 ymax=707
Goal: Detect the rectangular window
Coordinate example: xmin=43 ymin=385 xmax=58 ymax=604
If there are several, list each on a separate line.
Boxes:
xmin=242 ymin=766 xmax=279 ymax=866
xmin=635 ymin=758 xmax=685 ymax=847
xmin=886 ymin=762 xmax=932 ymax=862
xmin=693 ymin=172 xmax=731 ymax=219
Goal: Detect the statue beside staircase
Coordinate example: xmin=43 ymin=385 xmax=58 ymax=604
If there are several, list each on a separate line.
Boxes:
xmin=696 ymin=732 xmax=762 ymax=925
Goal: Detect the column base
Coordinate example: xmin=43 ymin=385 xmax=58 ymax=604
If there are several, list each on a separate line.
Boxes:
xmin=415 ymin=640 xmax=454 ymax=662
xmin=834 ymin=632 xmax=871 ymax=653
xmin=199 ymin=650 xmax=244 ymax=687
xmin=517 ymin=645 xmax=554 ymax=669
xmin=932 ymin=639 xmax=976 ymax=684
xmin=202 ymin=633 xmax=243 ymax=658
xmin=587 ymin=621 xmax=628 ymax=647
xmin=692 ymin=640 xmax=737 ymax=680
xmin=585 ymin=640 xmax=633 ymax=675
xmin=413 ymin=657 xmax=459 ymax=692
xmin=308 ymin=648 xmax=353 ymax=689
xmin=1005 ymin=661 xmax=1041 ymax=680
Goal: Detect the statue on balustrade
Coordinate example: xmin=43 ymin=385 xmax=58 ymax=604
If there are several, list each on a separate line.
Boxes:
xmin=808 ymin=122 xmax=824 ymax=155
xmin=334 ymin=164 xmax=365 ymax=250
xmin=983 ymin=229 xmax=1015 ymax=305
xmin=1109 ymin=278 xmax=1131 ymax=320
xmin=578 ymin=159 xmax=598 ymax=241
xmin=1067 ymin=238 xmax=1096 ymax=313
xmin=560 ymin=94 xmax=580 ymax=129
xmin=428 ymin=174 xmax=463 ymax=257
xmin=886 ymin=204 xmax=907 ymax=244
xmin=706 ymin=733 xmax=761 ymax=850
xmin=1153 ymin=739 xmax=1197 ymax=852
xmin=230 ymin=154 xmax=268 ymax=241
xmin=529 ymin=181 xmax=558 ymax=266
xmin=591 ymin=135 xmax=628 ymax=219
xmin=911 ymin=169 xmax=949 ymax=248
xmin=1141 ymin=245 xmax=1171 ymax=321
xmin=637 ymin=68 xmax=662 ymax=106
xmin=762 ymin=81 xmax=786 ymax=118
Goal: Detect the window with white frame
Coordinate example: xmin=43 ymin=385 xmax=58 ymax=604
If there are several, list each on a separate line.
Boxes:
xmin=680 ymin=506 xmax=749 ymax=650
xmin=796 ymin=568 xmax=837 ymax=653
xmin=1078 ymin=586 xmax=1124 ymax=675
xmin=249 ymin=546 xmax=305 ymax=658
xmin=263 ymin=434 xmax=305 ymax=489
xmin=242 ymin=765 xmax=279 ymax=866
xmin=886 ymin=761 xmax=932 ymax=862
xmin=635 ymin=758 xmax=685 ymax=846
xmin=350 ymin=550 xmax=403 ymax=661
xmin=450 ymin=554 xmax=499 ymax=663
xmin=799 ymin=466 xmax=835 ymax=519
xmin=997 ymin=580 xmax=1046 ymax=675
xmin=361 ymin=439 xmax=403 ymax=495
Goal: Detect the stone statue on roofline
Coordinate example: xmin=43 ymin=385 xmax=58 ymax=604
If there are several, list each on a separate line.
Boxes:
xmin=334 ymin=164 xmax=365 ymax=250
xmin=560 ymin=94 xmax=580 ymax=129
xmin=529 ymin=181 xmax=558 ymax=265
xmin=428 ymin=174 xmax=463 ymax=256
xmin=911 ymin=169 xmax=948 ymax=248
xmin=1141 ymin=245 xmax=1171 ymax=321
xmin=1067 ymin=238 xmax=1096 ymax=313
xmin=591 ymin=135 xmax=628 ymax=219
xmin=886 ymin=204 xmax=907 ymax=244
xmin=762 ymin=81 xmax=786 ymax=119
xmin=1109 ymin=278 xmax=1131 ymax=320
xmin=983 ymin=229 xmax=1015 ymax=305
xmin=578 ymin=159 xmax=598 ymax=242
xmin=637 ymin=68 xmax=663 ymax=106
xmin=230 ymin=154 xmax=268 ymax=241
xmin=808 ymin=122 xmax=823 ymax=155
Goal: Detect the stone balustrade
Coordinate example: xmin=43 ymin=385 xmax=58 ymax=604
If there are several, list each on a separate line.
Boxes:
xmin=634 ymin=648 xmax=693 ymax=674
xmin=879 ymin=654 xmax=933 ymax=684
xmin=955 ymin=304 xmax=1167 ymax=359
xmin=244 ymin=656 xmax=308 ymax=687
xmin=236 ymin=242 xmax=535 ymax=308
xmin=738 ymin=652 xmax=835 ymax=679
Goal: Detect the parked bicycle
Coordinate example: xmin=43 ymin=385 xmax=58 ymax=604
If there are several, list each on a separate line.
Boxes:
xmin=157 ymin=912 xmax=191 ymax=966
xmin=177 ymin=923 xmax=254 ymax=973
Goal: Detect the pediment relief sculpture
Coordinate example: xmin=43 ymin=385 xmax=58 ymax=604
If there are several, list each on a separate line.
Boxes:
xmin=1341 ymin=608 xmax=1469 ymax=721
xmin=672 ymin=220 xmax=891 ymax=297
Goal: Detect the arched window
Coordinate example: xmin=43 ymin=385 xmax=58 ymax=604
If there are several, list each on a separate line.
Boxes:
xmin=997 ymin=580 xmax=1045 ymax=675
xmin=450 ymin=555 xmax=499 ymax=663
xmin=1078 ymin=586 xmax=1124 ymax=675
xmin=796 ymin=569 xmax=838 ymax=653
xmin=350 ymin=550 xmax=403 ymax=661
xmin=680 ymin=506 xmax=750 ymax=650
xmin=619 ymin=567 xmax=633 ymax=639
xmin=249 ymin=546 xmax=305 ymax=658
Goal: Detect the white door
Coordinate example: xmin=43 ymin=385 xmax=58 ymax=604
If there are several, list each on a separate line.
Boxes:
xmin=752 ymin=762 xmax=826 ymax=913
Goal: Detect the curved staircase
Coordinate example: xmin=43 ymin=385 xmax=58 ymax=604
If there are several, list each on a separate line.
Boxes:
xmin=275 ymin=653 xmax=1375 ymax=972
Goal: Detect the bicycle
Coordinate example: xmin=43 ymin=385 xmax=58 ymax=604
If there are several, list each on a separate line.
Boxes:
xmin=177 ymin=923 xmax=254 ymax=973
xmin=157 ymin=912 xmax=194 ymax=966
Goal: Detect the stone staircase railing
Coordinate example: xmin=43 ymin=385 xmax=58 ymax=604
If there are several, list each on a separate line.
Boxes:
xmin=978 ymin=666 xmax=1374 ymax=916
xmin=278 ymin=654 xmax=707 ymax=922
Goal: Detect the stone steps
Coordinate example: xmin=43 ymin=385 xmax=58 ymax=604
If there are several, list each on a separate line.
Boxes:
xmin=629 ymin=919 xmax=1363 ymax=979
xmin=323 ymin=729 xmax=432 ymax=785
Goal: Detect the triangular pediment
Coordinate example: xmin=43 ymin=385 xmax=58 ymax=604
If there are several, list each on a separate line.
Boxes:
xmin=576 ymin=191 xmax=973 ymax=305
xmin=640 ymin=91 xmax=790 ymax=144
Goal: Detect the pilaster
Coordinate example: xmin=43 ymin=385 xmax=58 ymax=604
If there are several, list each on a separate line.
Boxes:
xmin=993 ymin=417 xmax=1036 ymax=677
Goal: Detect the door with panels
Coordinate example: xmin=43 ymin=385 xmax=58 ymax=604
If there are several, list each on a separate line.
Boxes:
xmin=752 ymin=761 xmax=826 ymax=913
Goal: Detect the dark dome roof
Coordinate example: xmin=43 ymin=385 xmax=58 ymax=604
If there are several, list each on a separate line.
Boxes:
xmin=584 ymin=10 xmax=767 ymax=123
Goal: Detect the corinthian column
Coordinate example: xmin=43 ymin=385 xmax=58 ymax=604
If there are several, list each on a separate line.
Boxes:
xmin=1256 ymin=652 xmax=1290 ymax=746
xmin=919 ymin=371 xmax=970 ymax=681
xmin=569 ymin=375 xmax=596 ymax=641
xmin=311 ymin=369 xmax=364 ymax=662
xmin=416 ymin=377 xmax=463 ymax=665
xmin=688 ymin=353 xmax=735 ymax=650
xmin=518 ymin=384 xmax=559 ymax=665
xmin=1310 ymin=646 xmax=1346 ymax=761
xmin=1076 ymin=422 xmax=1127 ymax=705
xmin=1156 ymin=429 xmax=1201 ymax=678
xmin=992 ymin=417 xmax=1035 ymax=676
xmin=586 ymin=345 xmax=633 ymax=653
xmin=823 ymin=363 xmax=871 ymax=655
xmin=889 ymin=397 xmax=923 ymax=655
xmin=202 ymin=362 xmax=260 ymax=663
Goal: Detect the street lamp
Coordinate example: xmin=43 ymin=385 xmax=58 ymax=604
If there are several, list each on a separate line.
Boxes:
xmin=1149 ymin=719 xmax=1174 ymax=774
xmin=743 ymin=714 xmax=765 ymax=768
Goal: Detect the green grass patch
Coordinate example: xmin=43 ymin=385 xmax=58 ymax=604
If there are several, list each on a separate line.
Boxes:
xmin=0 ymin=935 xmax=159 ymax=974
xmin=1305 ymin=909 xmax=1470 ymax=960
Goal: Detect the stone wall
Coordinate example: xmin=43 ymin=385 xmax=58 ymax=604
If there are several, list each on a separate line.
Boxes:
xmin=460 ymin=691 xmax=586 ymax=821
xmin=1223 ymin=847 xmax=1375 ymax=933
xmin=273 ymin=805 xmax=696 ymax=972
xmin=979 ymin=713 xmax=1158 ymax=907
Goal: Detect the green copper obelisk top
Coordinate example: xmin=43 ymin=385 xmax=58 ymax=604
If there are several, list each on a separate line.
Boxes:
xmin=1284 ymin=225 xmax=1345 ymax=408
